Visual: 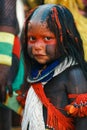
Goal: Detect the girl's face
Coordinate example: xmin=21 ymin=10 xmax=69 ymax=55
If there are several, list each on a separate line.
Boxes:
xmin=27 ymin=21 xmax=57 ymax=64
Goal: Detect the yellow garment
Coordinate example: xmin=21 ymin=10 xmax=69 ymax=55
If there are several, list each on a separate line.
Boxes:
xmin=0 ymin=32 xmax=14 ymax=44
xmin=0 ymin=32 xmax=14 ymax=65
xmin=45 ymin=0 xmax=62 ymax=4
xmin=0 ymin=55 xmax=11 ymax=66
xmin=60 ymin=0 xmax=87 ymax=61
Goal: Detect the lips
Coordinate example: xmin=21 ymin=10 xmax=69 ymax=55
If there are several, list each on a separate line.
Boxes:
xmin=34 ymin=54 xmax=46 ymax=57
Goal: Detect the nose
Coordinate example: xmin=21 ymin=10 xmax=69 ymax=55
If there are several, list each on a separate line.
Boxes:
xmin=33 ymin=40 xmax=45 ymax=54
xmin=34 ymin=40 xmax=44 ymax=49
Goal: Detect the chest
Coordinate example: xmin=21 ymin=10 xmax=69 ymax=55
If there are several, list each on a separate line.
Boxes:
xmin=44 ymin=73 xmax=69 ymax=108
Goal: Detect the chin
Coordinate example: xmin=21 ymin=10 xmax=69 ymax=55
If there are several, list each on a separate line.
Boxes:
xmin=38 ymin=61 xmax=47 ymax=64
xmin=35 ymin=58 xmax=50 ymax=64
xmin=36 ymin=59 xmax=48 ymax=64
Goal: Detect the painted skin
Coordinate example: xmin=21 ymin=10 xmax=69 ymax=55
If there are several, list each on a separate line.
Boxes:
xmin=27 ymin=21 xmax=57 ymax=64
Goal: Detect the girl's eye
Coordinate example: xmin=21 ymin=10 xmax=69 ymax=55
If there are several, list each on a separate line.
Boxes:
xmin=44 ymin=37 xmax=51 ymax=41
xmin=29 ymin=36 xmax=36 ymax=41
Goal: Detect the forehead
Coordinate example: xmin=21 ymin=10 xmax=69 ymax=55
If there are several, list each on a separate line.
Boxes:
xmin=28 ymin=21 xmax=51 ymax=35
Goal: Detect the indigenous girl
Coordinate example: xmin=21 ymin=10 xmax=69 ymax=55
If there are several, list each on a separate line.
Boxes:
xmin=21 ymin=4 xmax=87 ymax=130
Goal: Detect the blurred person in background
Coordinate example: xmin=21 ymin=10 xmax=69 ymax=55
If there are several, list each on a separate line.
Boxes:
xmin=0 ymin=0 xmax=24 ymax=129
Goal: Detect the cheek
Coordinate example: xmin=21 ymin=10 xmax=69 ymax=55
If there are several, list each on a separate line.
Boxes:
xmin=46 ymin=44 xmax=60 ymax=60
xmin=27 ymin=45 xmax=33 ymax=58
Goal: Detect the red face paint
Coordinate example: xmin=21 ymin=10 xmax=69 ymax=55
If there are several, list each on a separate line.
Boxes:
xmin=27 ymin=21 xmax=58 ymax=64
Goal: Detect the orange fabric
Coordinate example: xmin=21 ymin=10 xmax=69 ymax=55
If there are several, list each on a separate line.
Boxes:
xmin=32 ymin=83 xmax=74 ymax=130
xmin=65 ymin=93 xmax=87 ymax=117
xmin=16 ymin=90 xmax=28 ymax=108
xmin=68 ymin=94 xmax=79 ymax=98
xmin=12 ymin=36 xmax=21 ymax=59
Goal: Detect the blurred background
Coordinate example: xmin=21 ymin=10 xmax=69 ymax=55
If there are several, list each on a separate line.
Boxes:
xmin=0 ymin=0 xmax=87 ymax=130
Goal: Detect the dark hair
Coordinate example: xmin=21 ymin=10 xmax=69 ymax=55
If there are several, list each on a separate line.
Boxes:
xmin=23 ymin=4 xmax=87 ymax=79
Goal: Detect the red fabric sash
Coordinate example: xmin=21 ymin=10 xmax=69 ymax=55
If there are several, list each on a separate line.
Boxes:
xmin=32 ymin=83 xmax=74 ymax=130
xmin=13 ymin=36 xmax=21 ymax=59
